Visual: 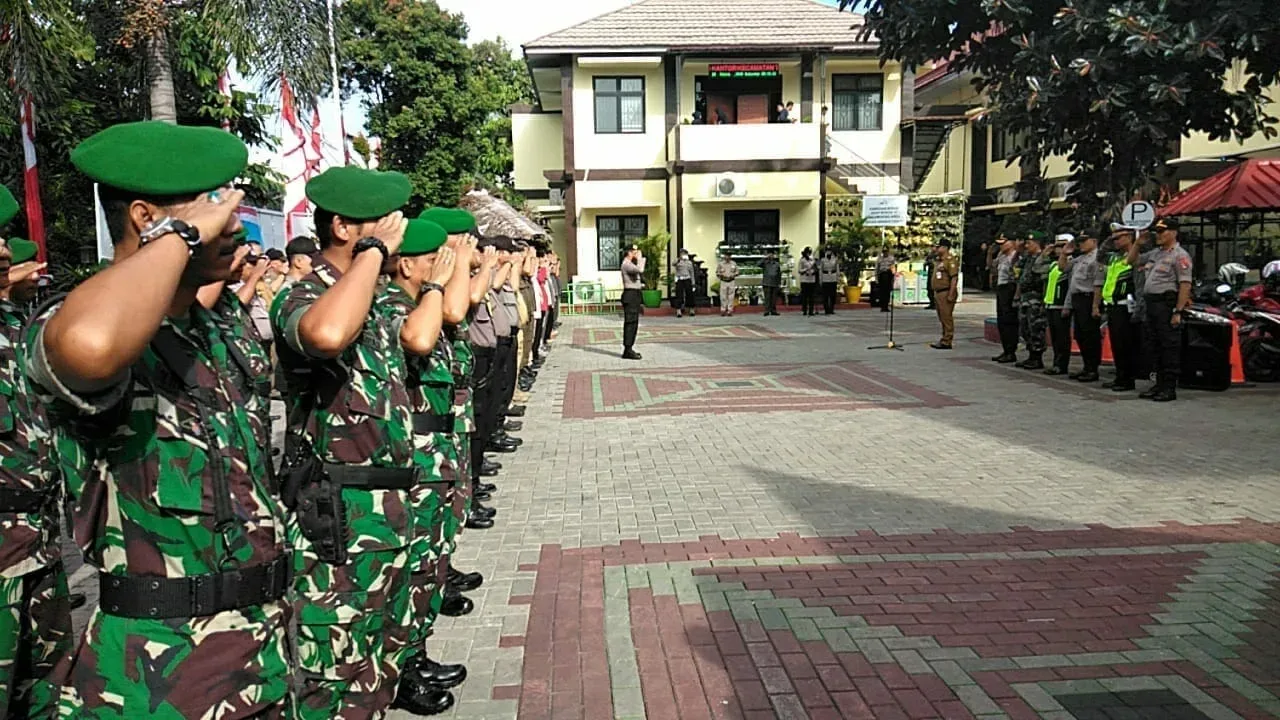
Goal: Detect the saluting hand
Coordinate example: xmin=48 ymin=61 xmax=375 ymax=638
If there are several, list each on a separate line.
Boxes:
xmin=371 ymin=211 xmax=408 ymax=255
xmin=481 ymin=246 xmax=499 ymax=268
xmin=8 ymin=261 xmax=47 ymax=286
xmin=226 ymin=245 xmax=253 ymax=276
xmin=429 ymin=247 xmax=457 ymax=285
xmin=173 ymin=188 xmax=246 ymax=244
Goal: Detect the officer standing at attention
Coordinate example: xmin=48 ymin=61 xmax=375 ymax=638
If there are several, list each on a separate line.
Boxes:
xmin=673 ymin=249 xmax=696 ymax=318
xmin=0 ymin=192 xmax=72 ymax=720
xmin=928 ymin=239 xmax=960 ymax=350
xmin=1130 ymin=217 xmax=1193 ymax=401
xmin=717 ymin=253 xmax=739 ymax=316
xmin=271 ymin=164 xmax=417 ymax=717
xmin=620 ymin=244 xmax=645 ymax=359
xmin=464 ymin=238 xmax=506 ymax=532
xmin=760 ymin=249 xmax=782 ymax=316
xmin=1014 ymin=231 xmax=1053 ymax=370
xmin=1095 ymin=227 xmax=1143 ymax=391
xmin=798 ymin=247 xmax=818 ymax=316
xmin=26 ymin=122 xmax=290 ymax=718
xmin=378 ymin=218 xmax=465 ymax=715
xmin=1042 ymin=235 xmax=1075 ymax=376
xmin=992 ymin=237 xmax=1020 ymax=363
xmin=874 ymin=246 xmax=896 ymax=313
xmin=1059 ymin=230 xmax=1103 ymax=382
xmin=819 ymin=248 xmax=840 ymax=314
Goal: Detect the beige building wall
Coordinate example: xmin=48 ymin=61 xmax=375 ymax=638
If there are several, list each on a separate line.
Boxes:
xmin=512 ymin=113 xmax=563 ymax=191
xmin=822 ymin=59 xmax=902 ymax=165
xmin=572 ymin=59 xmax=667 ymax=169
xmin=681 ymin=171 xmax=820 ymax=268
xmin=573 ymin=179 xmax=668 ymax=282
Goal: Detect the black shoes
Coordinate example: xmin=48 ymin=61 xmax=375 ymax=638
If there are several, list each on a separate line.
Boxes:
xmin=622 ymin=349 xmax=642 ymax=360
xmin=465 ymin=514 xmax=494 ymax=530
xmin=472 ymin=501 xmax=497 ymax=519
xmin=994 ymin=354 xmax=1017 ymax=364
xmin=1043 ymin=367 xmax=1066 ymax=376
xmin=488 ymin=437 xmax=518 ymax=453
xmin=1151 ymin=389 xmax=1177 ymax=402
xmin=472 ymin=489 xmax=492 ymax=502
xmin=507 ymin=405 xmax=526 ymax=417
xmin=493 ymin=431 xmax=522 ymax=447
xmin=1139 ymin=386 xmax=1161 ymax=399
xmin=475 ymin=481 xmax=497 ymax=494
xmin=480 ymin=459 xmax=501 ymax=474
xmin=1076 ymin=371 xmax=1100 ymax=382
xmin=929 ymin=342 xmax=952 ymax=350
xmin=392 ymin=678 xmax=454 ymax=716
xmin=416 ymin=656 xmax=468 ymax=689
xmin=439 ymin=586 xmax=475 ymax=617
xmin=503 ymin=420 xmax=523 ymax=432
xmin=1111 ymin=382 xmax=1136 ymax=392
xmin=1020 ymin=357 xmax=1045 ymax=370
xmin=518 ymin=381 xmax=534 ymax=392
xmin=448 ymin=567 xmax=484 ymax=592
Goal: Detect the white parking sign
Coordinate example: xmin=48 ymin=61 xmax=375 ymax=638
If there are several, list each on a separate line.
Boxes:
xmin=1121 ymin=201 xmax=1156 ymax=230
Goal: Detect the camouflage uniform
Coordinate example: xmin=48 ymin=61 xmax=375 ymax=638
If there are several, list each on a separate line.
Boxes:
xmin=444 ymin=317 xmax=475 ymax=562
xmin=0 ymin=299 xmax=72 ymax=720
xmin=25 ymin=289 xmax=291 ymax=720
xmin=377 ymin=286 xmax=455 ymax=667
xmin=1017 ymin=253 xmax=1055 ymax=355
xmin=272 ymin=259 xmax=415 ymax=719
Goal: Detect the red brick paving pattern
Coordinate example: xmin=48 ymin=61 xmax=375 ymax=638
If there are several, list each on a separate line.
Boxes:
xmin=503 ymin=522 xmax=1280 ymax=720
xmin=571 ymin=324 xmax=788 ymax=347
xmin=561 ymin=361 xmax=965 ymax=419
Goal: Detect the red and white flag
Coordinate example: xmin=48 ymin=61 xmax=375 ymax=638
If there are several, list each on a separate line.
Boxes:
xmin=19 ymin=92 xmax=46 ymax=263
xmin=281 ymin=77 xmax=311 ymax=239
xmin=218 ymin=71 xmax=233 ymax=131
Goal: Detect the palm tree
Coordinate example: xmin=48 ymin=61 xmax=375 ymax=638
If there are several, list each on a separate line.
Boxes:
xmin=1 ymin=0 xmax=91 ymax=105
xmin=122 ymin=0 xmax=334 ymax=122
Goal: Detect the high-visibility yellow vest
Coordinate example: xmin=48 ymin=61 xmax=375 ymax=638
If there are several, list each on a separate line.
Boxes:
xmin=1102 ymin=255 xmax=1132 ymax=304
xmin=1045 ymin=265 xmax=1064 ymax=305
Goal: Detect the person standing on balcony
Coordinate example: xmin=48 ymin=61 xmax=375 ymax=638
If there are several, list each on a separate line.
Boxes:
xmin=819 ymin=249 xmax=840 ymax=314
xmin=785 ymin=101 xmax=797 ymax=123
xmin=716 ymin=254 xmax=739 ymax=317
xmin=874 ymin=246 xmax=896 ymax=312
xmin=761 ymin=250 xmax=782 ymax=316
xmin=674 ymin=249 xmax=696 ymax=318
xmin=798 ymin=247 xmax=818 ymax=316
xmin=620 ymin=245 xmax=645 ymax=359
xmin=775 ymin=103 xmax=789 ymax=123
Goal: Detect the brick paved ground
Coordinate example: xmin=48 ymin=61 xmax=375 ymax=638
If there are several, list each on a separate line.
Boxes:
xmin=67 ymin=297 xmax=1280 ymax=719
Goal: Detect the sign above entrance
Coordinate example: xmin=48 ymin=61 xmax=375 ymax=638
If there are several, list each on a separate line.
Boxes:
xmin=861 ymin=195 xmax=910 ymax=228
xmin=708 ymin=63 xmax=780 ymax=79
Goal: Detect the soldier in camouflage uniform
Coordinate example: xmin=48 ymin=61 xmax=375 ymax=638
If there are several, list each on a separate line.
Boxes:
xmin=271 ymin=165 xmax=418 ymax=719
xmin=0 ymin=196 xmax=73 ymax=720
xmin=1015 ymin=231 xmax=1055 ymax=370
xmin=23 ymin=122 xmax=291 ymax=719
xmin=376 ymin=219 xmax=469 ymax=715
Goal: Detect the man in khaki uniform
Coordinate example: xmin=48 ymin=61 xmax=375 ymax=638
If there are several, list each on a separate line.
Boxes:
xmin=930 ymin=239 xmax=960 ymax=349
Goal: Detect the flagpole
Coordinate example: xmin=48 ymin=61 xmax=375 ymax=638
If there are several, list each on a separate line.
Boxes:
xmin=326 ymin=0 xmax=350 ymax=165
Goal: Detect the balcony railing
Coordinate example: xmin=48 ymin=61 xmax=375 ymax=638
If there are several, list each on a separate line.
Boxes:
xmin=678 ymin=122 xmax=821 ymax=162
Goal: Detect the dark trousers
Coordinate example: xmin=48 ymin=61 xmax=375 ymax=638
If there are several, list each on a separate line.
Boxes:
xmin=621 ymin=288 xmax=642 ymax=351
xmin=1047 ymin=306 xmax=1073 ymax=372
xmin=995 ymin=283 xmax=1019 ymax=355
xmin=496 ymin=337 xmax=516 ymax=419
xmin=674 ymin=278 xmax=695 ymax=313
xmin=1106 ymin=305 xmax=1143 ymax=385
xmin=532 ymin=318 xmax=545 ymax=361
xmin=764 ymin=286 xmax=780 ymax=314
xmin=1144 ymin=293 xmax=1181 ymax=389
xmin=822 ymin=282 xmax=837 ymax=314
xmin=876 ymin=270 xmax=894 ymax=310
xmin=471 ymin=349 xmax=497 ymax=472
xmin=800 ymin=282 xmax=817 ymax=315
xmin=1070 ymin=293 xmax=1103 ymax=372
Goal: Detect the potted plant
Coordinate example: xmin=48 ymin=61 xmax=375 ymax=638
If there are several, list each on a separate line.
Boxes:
xmin=635 ymin=230 xmax=669 ymax=309
xmin=826 ymin=218 xmax=876 ymax=304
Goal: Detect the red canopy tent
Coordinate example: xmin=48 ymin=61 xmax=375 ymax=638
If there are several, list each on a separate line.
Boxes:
xmin=1160 ymin=158 xmax=1280 ymax=216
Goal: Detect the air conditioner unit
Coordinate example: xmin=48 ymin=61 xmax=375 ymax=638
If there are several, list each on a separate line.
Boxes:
xmin=715 ymin=173 xmax=747 ymax=197
xmin=548 ymin=187 xmax=565 ymax=206
xmin=572 ymin=280 xmax=605 ymax=304
xmin=1053 ymin=180 xmax=1077 ymax=199
xmin=996 ymin=187 xmax=1018 ymax=204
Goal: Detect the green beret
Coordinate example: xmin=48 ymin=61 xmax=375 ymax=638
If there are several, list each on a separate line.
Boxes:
xmin=7 ymin=238 xmax=37 ymax=264
xmin=306 ymin=166 xmax=412 ymax=220
xmin=71 ymin=121 xmax=248 ymax=195
xmin=400 ymin=220 xmax=447 ymax=256
xmin=1027 ymin=230 xmax=1047 ymax=242
xmin=0 ymin=186 xmax=17 ymax=227
xmin=418 ymin=207 xmax=476 ymax=234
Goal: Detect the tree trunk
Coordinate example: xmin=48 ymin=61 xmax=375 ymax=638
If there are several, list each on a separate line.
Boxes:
xmin=147 ymin=30 xmax=177 ymax=123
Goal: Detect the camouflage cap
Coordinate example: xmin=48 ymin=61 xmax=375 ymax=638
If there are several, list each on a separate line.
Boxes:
xmin=0 ymin=185 xmax=17 ymax=227
xmin=400 ymin=219 xmax=447 ymax=256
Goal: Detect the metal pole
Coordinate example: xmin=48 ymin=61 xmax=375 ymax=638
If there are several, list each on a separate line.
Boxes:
xmin=326 ymin=0 xmax=350 ymax=165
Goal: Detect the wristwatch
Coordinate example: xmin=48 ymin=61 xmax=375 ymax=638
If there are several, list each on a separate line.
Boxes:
xmin=421 ymin=282 xmax=446 ymax=296
xmin=352 ymin=237 xmax=389 ymax=261
xmin=140 ymin=216 xmax=201 ymax=255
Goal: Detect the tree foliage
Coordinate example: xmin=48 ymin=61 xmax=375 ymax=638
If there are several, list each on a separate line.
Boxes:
xmin=341 ymin=0 xmax=534 ymax=211
xmin=844 ymin=0 xmax=1280 ymax=216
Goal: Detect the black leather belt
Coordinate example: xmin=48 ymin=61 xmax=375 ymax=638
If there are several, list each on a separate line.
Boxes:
xmin=323 ymin=464 xmax=417 ymax=490
xmin=99 ymin=554 xmax=292 ymax=619
xmin=1145 ymin=291 xmax=1178 ymax=302
xmin=0 ymin=488 xmax=51 ymax=514
xmin=412 ymin=413 xmax=453 ymax=434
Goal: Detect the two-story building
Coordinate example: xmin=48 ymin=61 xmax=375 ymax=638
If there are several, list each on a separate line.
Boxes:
xmin=512 ymin=0 xmax=916 ymax=289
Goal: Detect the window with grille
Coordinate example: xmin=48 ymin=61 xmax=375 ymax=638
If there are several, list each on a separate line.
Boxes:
xmin=597 ymin=216 xmax=648 ymax=271
xmin=831 ymin=74 xmax=883 ymax=131
xmin=594 ymin=77 xmax=646 ymax=134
